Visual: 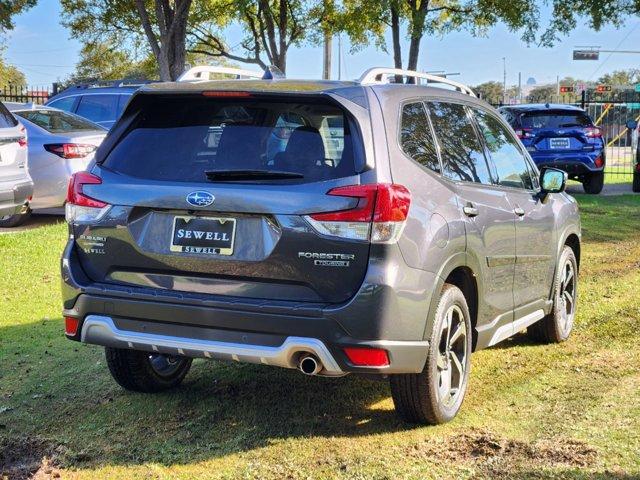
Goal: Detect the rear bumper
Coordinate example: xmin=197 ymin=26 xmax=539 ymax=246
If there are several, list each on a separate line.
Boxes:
xmin=531 ymin=154 xmax=603 ymax=176
xmin=61 ymin=241 xmax=434 ymax=375
xmin=0 ymin=178 xmax=32 ymax=217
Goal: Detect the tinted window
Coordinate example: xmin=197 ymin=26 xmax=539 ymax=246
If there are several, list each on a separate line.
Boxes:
xmin=521 ymin=111 xmax=592 ymax=129
xmin=0 ymin=102 xmax=18 ymax=128
xmin=48 ymin=96 xmax=77 ymax=113
xmin=76 ymin=95 xmax=120 ymax=123
xmin=15 ymin=109 xmax=102 ymax=133
xmin=103 ymin=97 xmax=359 ymax=183
xmin=474 ymin=109 xmax=534 ymax=189
xmin=426 ymin=102 xmax=491 ymax=184
xmin=400 ymin=102 xmax=440 ymax=173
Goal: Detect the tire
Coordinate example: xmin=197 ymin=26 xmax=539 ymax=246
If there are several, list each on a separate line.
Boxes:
xmin=582 ymin=171 xmax=604 ymax=194
xmin=105 ymin=347 xmax=192 ymax=393
xmin=633 ymin=171 xmax=640 ymax=193
xmin=0 ymin=209 xmax=31 ymax=228
xmin=390 ymin=284 xmax=472 ymax=425
xmin=528 ymin=246 xmax=578 ymax=344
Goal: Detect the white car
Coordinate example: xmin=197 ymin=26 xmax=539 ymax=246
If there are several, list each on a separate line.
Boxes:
xmin=7 ymin=103 xmax=106 ymax=212
xmin=0 ymin=101 xmax=32 ymax=227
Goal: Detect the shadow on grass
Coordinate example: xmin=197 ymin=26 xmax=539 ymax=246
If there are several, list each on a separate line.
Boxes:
xmin=0 ymin=318 xmax=413 ymax=470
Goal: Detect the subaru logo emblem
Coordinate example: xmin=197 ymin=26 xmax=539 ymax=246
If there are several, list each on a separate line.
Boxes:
xmin=186 ymin=191 xmax=215 ymax=207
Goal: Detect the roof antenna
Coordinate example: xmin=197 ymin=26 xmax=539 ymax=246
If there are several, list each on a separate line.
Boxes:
xmin=263 ymin=66 xmax=285 ymax=80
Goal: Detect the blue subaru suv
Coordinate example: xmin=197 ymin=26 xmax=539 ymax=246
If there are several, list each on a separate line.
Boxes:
xmin=499 ymin=104 xmax=605 ymax=194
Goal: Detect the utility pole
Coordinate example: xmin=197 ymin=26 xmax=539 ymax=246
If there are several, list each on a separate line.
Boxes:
xmin=518 ymin=72 xmax=522 ymax=102
xmin=556 ymin=75 xmax=560 ymax=100
xmin=337 ymin=34 xmax=342 ymax=80
xmin=502 ymin=57 xmax=507 ymax=104
xmin=322 ymin=33 xmax=332 ymax=80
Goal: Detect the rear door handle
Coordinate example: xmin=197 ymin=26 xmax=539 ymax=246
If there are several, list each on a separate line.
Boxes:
xmin=463 ymin=205 xmax=479 ymax=217
xmin=514 ymin=207 xmax=525 ymax=217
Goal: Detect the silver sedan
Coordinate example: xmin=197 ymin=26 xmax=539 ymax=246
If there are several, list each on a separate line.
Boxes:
xmin=6 ymin=103 xmax=106 ymax=212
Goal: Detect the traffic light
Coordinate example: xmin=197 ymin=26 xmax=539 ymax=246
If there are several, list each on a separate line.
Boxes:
xmin=596 ymin=85 xmax=612 ymax=93
xmin=559 ymin=86 xmax=574 ymax=93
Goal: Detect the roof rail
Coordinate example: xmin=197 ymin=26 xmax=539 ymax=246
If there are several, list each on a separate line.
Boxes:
xmin=178 ymin=66 xmax=264 ymax=82
xmin=358 ymin=67 xmax=476 ymax=97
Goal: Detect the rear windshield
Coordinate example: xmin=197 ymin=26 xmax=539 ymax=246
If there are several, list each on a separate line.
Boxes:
xmin=520 ymin=110 xmax=592 ymax=129
xmin=102 ymin=96 xmax=360 ymax=183
xmin=15 ymin=109 xmax=102 ymax=133
xmin=0 ymin=102 xmax=18 ymax=128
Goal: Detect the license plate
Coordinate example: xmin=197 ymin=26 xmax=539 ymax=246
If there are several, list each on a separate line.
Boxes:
xmin=550 ymin=138 xmax=571 ymax=149
xmin=170 ymin=216 xmax=236 ymax=256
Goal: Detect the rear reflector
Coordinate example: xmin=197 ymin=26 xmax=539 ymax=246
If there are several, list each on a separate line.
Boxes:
xmin=305 ymin=183 xmax=411 ymax=243
xmin=343 ymin=347 xmax=390 ymax=367
xmin=64 ymin=316 xmax=79 ymax=336
xmin=594 ymin=156 xmax=604 ymax=168
xmin=65 ymin=172 xmax=111 ymax=223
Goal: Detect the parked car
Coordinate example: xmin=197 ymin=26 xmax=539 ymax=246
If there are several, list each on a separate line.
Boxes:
xmin=6 ymin=103 xmax=106 ymax=212
xmin=499 ymin=104 xmax=605 ymax=194
xmin=0 ymin=100 xmax=33 ymax=227
xmin=45 ymin=80 xmax=148 ymax=129
xmin=626 ymin=119 xmax=640 ymax=192
xmin=61 ymin=67 xmax=581 ymax=425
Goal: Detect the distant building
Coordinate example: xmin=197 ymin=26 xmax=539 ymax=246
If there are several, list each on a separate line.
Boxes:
xmin=526 ymin=77 xmax=536 ymax=85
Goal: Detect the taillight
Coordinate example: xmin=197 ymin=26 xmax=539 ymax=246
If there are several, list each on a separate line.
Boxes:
xmin=305 ymin=183 xmax=411 ymax=243
xmin=18 ymin=125 xmax=27 ymax=147
xmin=594 ymin=156 xmax=604 ymax=168
xmin=64 ymin=316 xmax=79 ymax=336
xmin=65 ymin=172 xmax=110 ymax=223
xmin=515 ymin=128 xmax=533 ymax=139
xmin=44 ymin=143 xmax=97 ymax=159
xmin=585 ymin=127 xmax=602 ymax=138
xmin=343 ymin=347 xmax=390 ymax=367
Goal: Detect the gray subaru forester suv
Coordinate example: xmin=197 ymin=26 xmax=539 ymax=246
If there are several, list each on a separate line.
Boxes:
xmin=61 ymin=67 xmax=581 ymax=424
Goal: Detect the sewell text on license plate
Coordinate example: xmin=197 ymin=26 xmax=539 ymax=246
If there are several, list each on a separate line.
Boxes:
xmin=170 ymin=215 xmax=236 ymax=256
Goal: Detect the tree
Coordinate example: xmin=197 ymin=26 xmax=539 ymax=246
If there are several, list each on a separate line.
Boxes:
xmin=340 ymin=0 xmax=540 ymax=80
xmin=597 ymin=69 xmax=640 ymax=86
xmin=189 ymin=0 xmax=327 ymax=73
xmin=527 ymin=84 xmax=556 ymax=103
xmin=0 ymin=0 xmax=36 ymax=34
xmin=0 ymin=56 xmax=26 ymax=88
xmin=473 ymin=81 xmax=504 ymax=102
xmin=66 ymin=42 xmax=158 ymax=84
xmin=61 ymin=0 xmax=215 ymax=81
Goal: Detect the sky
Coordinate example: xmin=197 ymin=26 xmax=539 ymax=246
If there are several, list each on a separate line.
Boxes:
xmin=4 ymin=0 xmax=640 ymax=88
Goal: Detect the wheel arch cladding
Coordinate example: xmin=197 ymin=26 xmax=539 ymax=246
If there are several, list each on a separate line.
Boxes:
xmin=564 ymin=233 xmax=581 ymax=270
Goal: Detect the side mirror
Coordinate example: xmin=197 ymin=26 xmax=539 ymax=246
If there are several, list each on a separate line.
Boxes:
xmin=540 ymin=168 xmax=567 ymax=198
xmin=627 ymin=119 xmax=638 ymax=130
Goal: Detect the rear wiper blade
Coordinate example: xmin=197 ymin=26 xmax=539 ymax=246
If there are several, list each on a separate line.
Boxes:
xmin=204 ymin=169 xmax=304 ymax=181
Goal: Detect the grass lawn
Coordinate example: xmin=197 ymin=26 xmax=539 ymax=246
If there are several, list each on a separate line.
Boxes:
xmin=1 ymin=195 xmax=639 ymax=479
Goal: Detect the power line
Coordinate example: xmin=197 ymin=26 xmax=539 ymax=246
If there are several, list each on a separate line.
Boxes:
xmin=588 ymin=22 xmax=640 ymax=80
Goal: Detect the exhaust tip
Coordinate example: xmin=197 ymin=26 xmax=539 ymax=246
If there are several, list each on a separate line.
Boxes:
xmin=298 ymin=354 xmax=322 ymax=375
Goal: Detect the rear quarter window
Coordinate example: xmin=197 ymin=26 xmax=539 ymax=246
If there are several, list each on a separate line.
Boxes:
xmin=0 ymin=102 xmax=18 ymax=128
xmin=102 ymin=96 xmax=361 ymax=183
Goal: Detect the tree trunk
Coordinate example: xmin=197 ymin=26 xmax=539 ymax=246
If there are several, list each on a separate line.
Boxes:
xmin=391 ymin=1 xmax=403 ymax=83
xmin=405 ymin=0 xmax=429 ymax=84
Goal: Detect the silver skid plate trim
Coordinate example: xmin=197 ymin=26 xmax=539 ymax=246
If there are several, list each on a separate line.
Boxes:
xmin=81 ymin=315 xmax=344 ymax=376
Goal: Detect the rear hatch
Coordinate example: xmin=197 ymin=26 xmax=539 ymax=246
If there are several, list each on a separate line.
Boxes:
xmin=71 ymin=92 xmax=373 ymax=304
xmin=519 ymin=109 xmax=602 ymax=153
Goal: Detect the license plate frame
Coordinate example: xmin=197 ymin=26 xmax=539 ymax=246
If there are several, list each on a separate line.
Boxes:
xmin=170 ymin=215 xmax=236 ymax=256
xmin=549 ymin=138 xmax=571 ymax=149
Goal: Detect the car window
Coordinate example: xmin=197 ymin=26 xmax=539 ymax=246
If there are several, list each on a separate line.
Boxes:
xmin=76 ymin=95 xmax=120 ymax=123
xmin=521 ymin=111 xmax=592 ymax=129
xmin=426 ymin=102 xmax=492 ymax=184
xmin=102 ymin=97 xmax=360 ymax=183
xmin=400 ymin=102 xmax=440 ymax=173
xmin=14 ymin=109 xmax=102 ymax=133
xmin=0 ymin=102 xmax=18 ymax=128
xmin=47 ymin=96 xmax=77 ymax=113
xmin=473 ymin=108 xmax=534 ymax=190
